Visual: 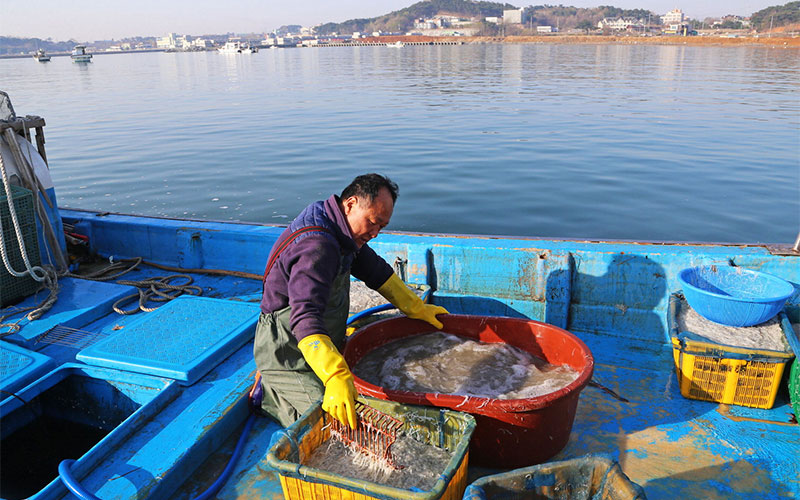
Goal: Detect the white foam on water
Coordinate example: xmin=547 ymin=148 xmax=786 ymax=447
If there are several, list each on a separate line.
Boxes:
xmin=303 ymin=432 xmax=454 ymax=490
xmin=353 ymin=332 xmax=580 ymax=400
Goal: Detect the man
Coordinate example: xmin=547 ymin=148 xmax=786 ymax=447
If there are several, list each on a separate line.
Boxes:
xmin=254 ymin=173 xmax=448 ymax=429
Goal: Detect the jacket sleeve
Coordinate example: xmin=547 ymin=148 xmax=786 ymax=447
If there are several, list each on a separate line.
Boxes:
xmin=282 ymin=234 xmax=341 ymax=341
xmin=351 ymin=243 xmax=394 ymax=290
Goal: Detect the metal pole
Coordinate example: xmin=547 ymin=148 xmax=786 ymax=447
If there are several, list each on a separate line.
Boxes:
xmin=793 ymin=231 xmax=800 ymax=252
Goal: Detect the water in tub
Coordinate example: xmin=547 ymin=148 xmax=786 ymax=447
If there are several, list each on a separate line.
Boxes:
xmin=353 ymin=331 xmax=580 ymax=399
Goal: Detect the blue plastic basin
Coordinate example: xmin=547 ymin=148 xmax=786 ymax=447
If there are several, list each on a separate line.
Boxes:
xmin=678 ymin=265 xmax=795 ymax=327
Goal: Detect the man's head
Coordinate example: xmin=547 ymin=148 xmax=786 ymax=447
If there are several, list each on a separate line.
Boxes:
xmin=340 ymin=174 xmax=398 ymax=248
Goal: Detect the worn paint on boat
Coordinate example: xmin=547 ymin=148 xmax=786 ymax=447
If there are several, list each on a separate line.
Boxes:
xmin=0 ymin=206 xmax=795 ymax=500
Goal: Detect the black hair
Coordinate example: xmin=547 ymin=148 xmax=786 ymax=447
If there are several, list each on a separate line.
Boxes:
xmin=341 ymin=173 xmax=398 ymax=203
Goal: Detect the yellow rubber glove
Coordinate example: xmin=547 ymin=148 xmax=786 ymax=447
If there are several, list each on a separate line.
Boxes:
xmin=297 ymin=334 xmax=358 ymax=429
xmin=377 ymin=274 xmax=449 ymax=329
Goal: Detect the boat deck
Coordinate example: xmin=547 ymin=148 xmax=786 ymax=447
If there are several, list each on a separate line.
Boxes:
xmin=175 ymin=321 xmax=800 ymax=500
xmin=171 ymin=320 xmax=800 ymax=500
xmin=1 ymin=209 xmax=798 ymax=500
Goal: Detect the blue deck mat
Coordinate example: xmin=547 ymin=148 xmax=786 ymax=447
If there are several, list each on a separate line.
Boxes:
xmin=77 ymin=296 xmax=259 ymax=385
xmin=0 ymin=341 xmax=55 ymax=395
xmin=0 ymin=277 xmax=136 ymax=344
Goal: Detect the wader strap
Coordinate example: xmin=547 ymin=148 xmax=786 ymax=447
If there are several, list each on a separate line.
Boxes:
xmin=263 ymin=225 xmax=332 ymax=281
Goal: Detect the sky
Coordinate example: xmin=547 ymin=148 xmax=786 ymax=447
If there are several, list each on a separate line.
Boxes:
xmin=2 ymin=0 xmax=781 ymax=42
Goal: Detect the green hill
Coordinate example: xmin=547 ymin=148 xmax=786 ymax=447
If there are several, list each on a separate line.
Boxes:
xmin=750 ymin=1 xmax=800 ymax=30
xmin=315 ymin=0 xmax=518 ymax=34
xmin=314 ymin=1 xmax=667 ymax=35
xmin=0 ymin=37 xmax=76 ymax=56
xmin=523 ymin=5 xmax=657 ymax=30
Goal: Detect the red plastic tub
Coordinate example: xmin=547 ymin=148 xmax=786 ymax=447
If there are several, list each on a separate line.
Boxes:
xmin=343 ymin=314 xmax=594 ymax=469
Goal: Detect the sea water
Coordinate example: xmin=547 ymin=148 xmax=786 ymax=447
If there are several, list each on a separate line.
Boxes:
xmin=1 ymin=44 xmax=797 ymax=243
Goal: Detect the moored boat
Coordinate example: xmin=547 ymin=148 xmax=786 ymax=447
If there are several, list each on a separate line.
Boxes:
xmin=33 ymin=49 xmax=51 ymax=62
xmin=0 ymin=97 xmax=798 ymax=500
xmin=218 ymin=40 xmax=258 ymax=54
xmin=70 ymin=45 xmax=92 ymax=63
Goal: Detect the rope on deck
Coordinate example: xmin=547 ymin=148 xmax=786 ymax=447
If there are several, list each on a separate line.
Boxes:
xmin=64 ymin=257 xmax=204 ymax=314
xmin=114 ymin=274 xmax=202 ymax=314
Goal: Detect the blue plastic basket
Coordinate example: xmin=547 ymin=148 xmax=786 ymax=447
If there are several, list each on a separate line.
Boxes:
xmin=678 ymin=265 xmax=795 ymax=327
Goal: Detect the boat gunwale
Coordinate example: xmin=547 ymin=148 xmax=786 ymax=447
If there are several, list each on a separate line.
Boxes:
xmin=59 ymin=207 xmax=797 ymax=250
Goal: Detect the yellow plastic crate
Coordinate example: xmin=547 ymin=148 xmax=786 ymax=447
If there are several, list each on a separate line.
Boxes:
xmin=266 ymin=396 xmax=475 ymax=500
xmin=668 ymin=293 xmax=796 ymax=409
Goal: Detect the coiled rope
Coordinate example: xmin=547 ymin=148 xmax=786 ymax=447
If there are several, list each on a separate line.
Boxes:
xmin=0 ymin=136 xmax=59 ymax=333
xmin=61 ymin=256 xmax=203 ymax=314
xmin=0 ymin=140 xmax=49 ymax=282
xmin=114 ymin=274 xmax=202 ymax=314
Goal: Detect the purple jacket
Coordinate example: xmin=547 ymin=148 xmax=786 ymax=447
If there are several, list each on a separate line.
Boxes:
xmin=260 ymin=195 xmax=393 ymax=341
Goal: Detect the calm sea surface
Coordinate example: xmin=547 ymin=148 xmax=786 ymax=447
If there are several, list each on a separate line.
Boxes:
xmin=1 ymin=44 xmax=798 ymax=244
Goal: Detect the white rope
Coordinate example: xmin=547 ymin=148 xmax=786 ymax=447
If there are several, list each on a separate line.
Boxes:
xmin=0 ymin=141 xmax=48 ymax=282
xmin=0 ymin=133 xmax=60 ymax=331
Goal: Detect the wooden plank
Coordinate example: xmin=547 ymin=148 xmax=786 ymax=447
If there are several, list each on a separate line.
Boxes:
xmin=34 ymin=126 xmax=48 ymax=166
xmin=0 ymin=116 xmax=46 ymax=132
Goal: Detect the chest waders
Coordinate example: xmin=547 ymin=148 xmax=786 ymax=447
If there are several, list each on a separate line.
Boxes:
xmin=254 ymin=253 xmax=351 ymax=427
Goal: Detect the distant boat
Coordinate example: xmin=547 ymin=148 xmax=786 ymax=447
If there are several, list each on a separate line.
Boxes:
xmin=71 ymin=45 xmax=92 ymax=63
xmin=219 ymin=41 xmax=258 ymax=54
xmin=33 ymin=48 xmax=51 ymax=62
xmin=387 ymin=41 xmax=405 ymax=48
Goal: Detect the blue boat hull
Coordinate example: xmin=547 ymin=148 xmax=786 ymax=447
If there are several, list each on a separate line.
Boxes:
xmin=1 ymin=207 xmax=797 ymax=499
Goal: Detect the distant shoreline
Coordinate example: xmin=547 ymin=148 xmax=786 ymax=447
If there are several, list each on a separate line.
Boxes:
xmin=378 ymin=34 xmax=800 ymax=48
xmin=3 ymin=34 xmax=797 ymax=60
xmin=518 ymin=34 xmax=800 ymax=48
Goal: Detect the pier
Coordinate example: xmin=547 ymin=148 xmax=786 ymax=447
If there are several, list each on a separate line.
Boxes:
xmin=304 ymin=40 xmax=464 ymax=47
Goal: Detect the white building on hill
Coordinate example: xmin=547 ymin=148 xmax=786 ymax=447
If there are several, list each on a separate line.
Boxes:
xmin=661 ymin=9 xmax=684 ymax=25
xmin=156 ymin=33 xmax=191 ymax=49
xmin=503 ymin=8 xmax=526 ymax=24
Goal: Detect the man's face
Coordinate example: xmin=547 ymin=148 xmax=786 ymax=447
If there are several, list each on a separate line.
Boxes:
xmin=342 ymin=187 xmax=394 ymax=248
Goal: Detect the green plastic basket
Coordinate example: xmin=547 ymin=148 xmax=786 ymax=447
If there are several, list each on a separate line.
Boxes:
xmin=1 ymin=183 xmax=42 ymax=307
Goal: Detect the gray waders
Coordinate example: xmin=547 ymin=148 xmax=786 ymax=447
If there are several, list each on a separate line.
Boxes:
xmin=253 ymin=267 xmax=350 ymax=427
